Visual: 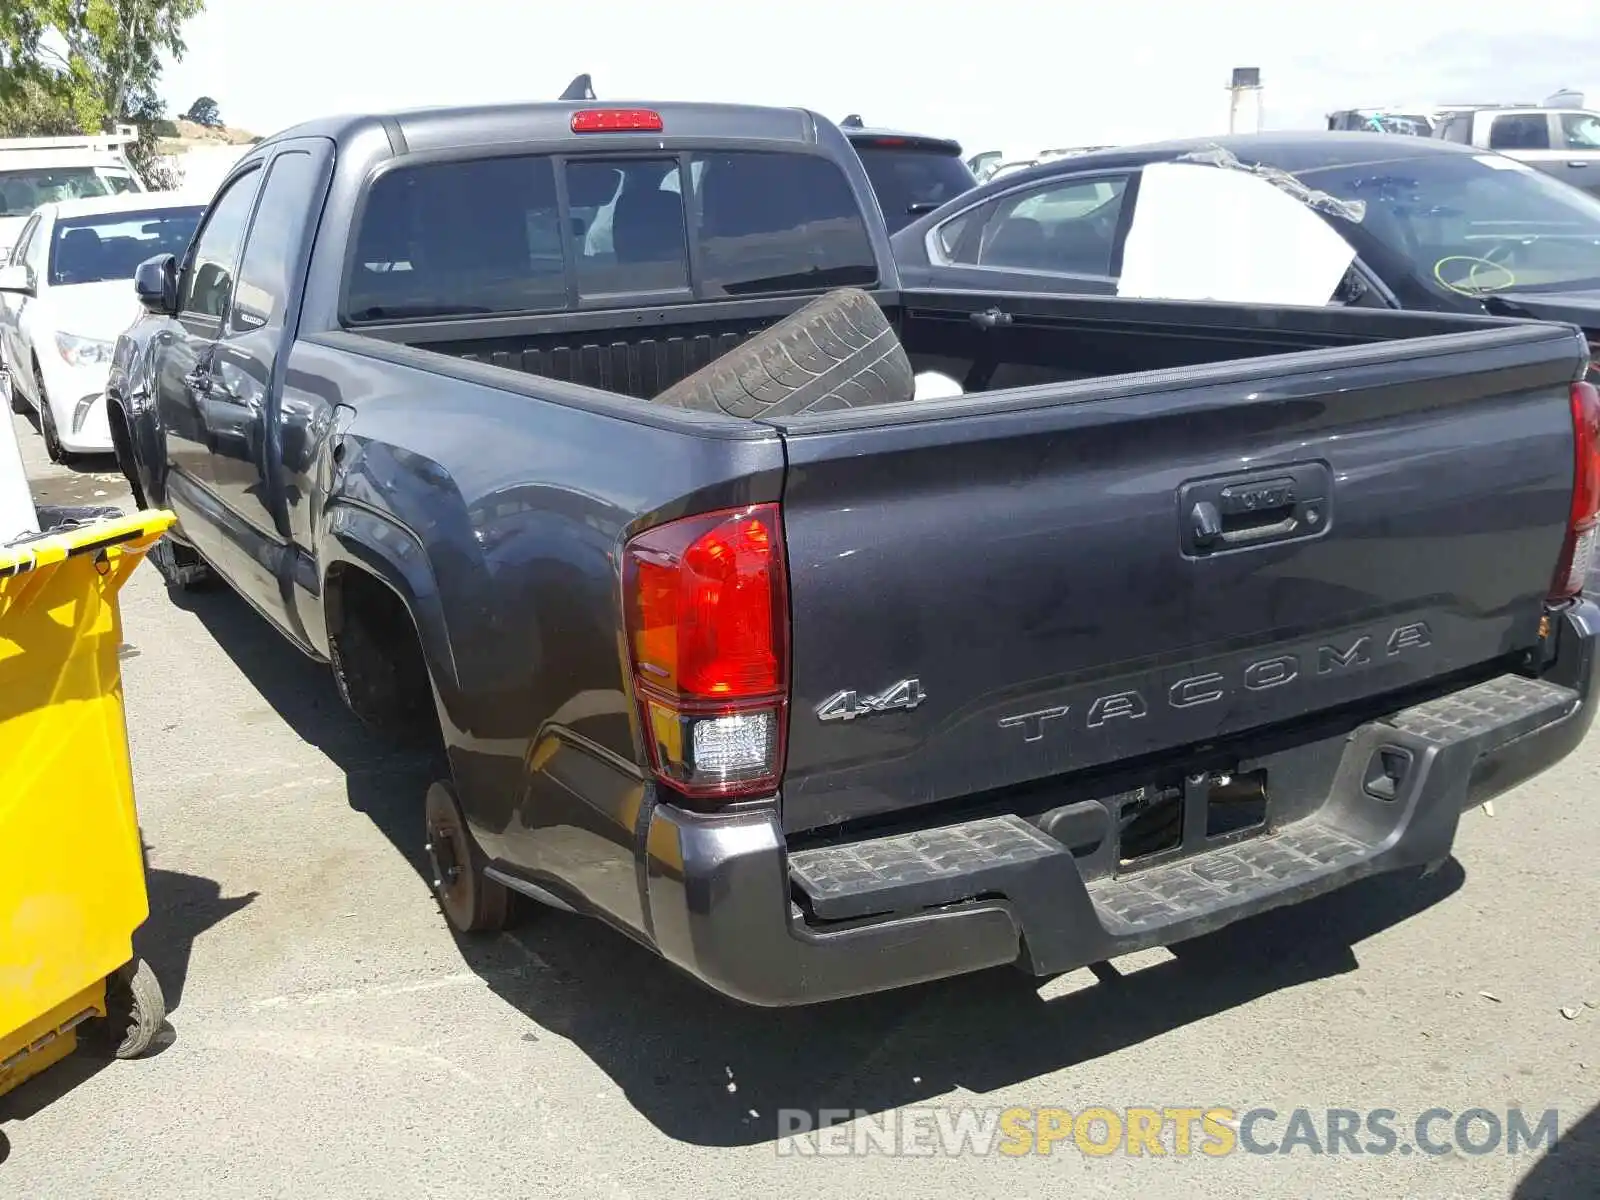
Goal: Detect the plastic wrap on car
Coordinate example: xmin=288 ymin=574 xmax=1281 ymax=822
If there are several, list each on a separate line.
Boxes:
xmin=1173 ymin=144 xmax=1368 ymax=223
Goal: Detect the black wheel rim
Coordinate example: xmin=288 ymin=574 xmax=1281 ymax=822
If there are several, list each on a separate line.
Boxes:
xmin=425 ymin=810 xmax=470 ymax=918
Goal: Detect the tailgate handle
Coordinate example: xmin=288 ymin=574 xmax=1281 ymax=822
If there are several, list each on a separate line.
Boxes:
xmin=1180 ymin=465 xmax=1330 ymax=556
xmin=1192 ymin=500 xmax=1299 ymax=547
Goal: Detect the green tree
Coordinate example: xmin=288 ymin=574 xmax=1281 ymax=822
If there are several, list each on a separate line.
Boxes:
xmin=183 ymin=93 xmax=219 ymax=126
xmin=0 ymin=0 xmax=205 ymax=130
xmin=0 ymin=76 xmax=81 ymax=137
xmin=125 ymin=87 xmax=182 ymax=188
xmin=0 ymin=0 xmax=204 ymax=186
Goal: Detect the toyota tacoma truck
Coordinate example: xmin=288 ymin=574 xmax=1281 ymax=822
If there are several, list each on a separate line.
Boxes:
xmin=108 ymin=97 xmax=1600 ymax=1006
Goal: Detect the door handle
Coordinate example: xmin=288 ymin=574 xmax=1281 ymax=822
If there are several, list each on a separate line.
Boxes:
xmin=1569 ymin=161 xmax=1589 ymax=169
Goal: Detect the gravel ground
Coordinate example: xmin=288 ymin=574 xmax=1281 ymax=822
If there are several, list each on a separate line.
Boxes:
xmin=1 ymin=410 xmax=1596 ymax=1199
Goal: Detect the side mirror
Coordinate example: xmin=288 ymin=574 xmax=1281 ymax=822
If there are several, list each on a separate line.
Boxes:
xmin=0 ymin=264 xmax=34 ymax=297
xmin=133 ymin=254 xmax=178 ymax=315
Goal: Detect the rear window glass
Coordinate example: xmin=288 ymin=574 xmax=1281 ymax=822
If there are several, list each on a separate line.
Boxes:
xmin=852 ymin=146 xmax=976 ymax=233
xmin=690 ymin=150 xmax=876 ymax=295
xmin=567 ymin=158 xmax=690 ymax=297
xmin=344 ymin=148 xmax=876 ymax=320
xmin=347 ymin=155 xmax=565 ymax=321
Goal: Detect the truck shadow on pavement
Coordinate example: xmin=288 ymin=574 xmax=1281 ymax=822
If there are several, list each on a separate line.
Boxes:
xmin=467 ymin=862 xmax=1466 ymax=1147
xmin=1514 ymin=1100 xmax=1600 ymax=1200
xmin=178 ymin=580 xmax=1474 ymax=1148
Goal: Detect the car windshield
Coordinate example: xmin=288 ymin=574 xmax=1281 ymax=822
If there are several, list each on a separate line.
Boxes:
xmin=48 ymin=206 xmax=205 ymax=286
xmin=1297 ymin=152 xmax=1600 ymax=296
xmin=0 ymin=167 xmax=139 ymax=217
xmin=853 ymin=146 xmax=976 ymax=233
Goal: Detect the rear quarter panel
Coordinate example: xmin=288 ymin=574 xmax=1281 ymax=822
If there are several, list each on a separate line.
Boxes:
xmin=299 ymin=335 xmax=787 ymax=935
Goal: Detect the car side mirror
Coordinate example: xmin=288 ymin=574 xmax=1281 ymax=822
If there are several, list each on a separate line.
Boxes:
xmin=0 ymin=263 xmax=34 ymax=297
xmin=133 ymin=254 xmax=178 ymax=315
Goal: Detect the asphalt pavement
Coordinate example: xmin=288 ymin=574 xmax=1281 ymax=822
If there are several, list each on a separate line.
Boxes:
xmin=1 ymin=410 xmax=1596 ymax=1199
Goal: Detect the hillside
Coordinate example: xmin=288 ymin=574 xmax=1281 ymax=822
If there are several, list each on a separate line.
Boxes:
xmin=157 ymin=118 xmax=260 ymax=154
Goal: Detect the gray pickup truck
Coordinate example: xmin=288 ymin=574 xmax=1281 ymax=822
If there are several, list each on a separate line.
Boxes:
xmin=108 ymin=97 xmax=1600 ymax=1006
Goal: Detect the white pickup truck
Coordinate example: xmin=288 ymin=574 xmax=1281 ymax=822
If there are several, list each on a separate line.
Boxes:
xmin=0 ymin=126 xmax=147 ymax=263
xmin=1433 ymin=104 xmax=1600 ymax=197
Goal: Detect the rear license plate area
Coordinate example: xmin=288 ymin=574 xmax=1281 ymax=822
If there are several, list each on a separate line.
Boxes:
xmin=1036 ymin=768 xmax=1270 ymax=881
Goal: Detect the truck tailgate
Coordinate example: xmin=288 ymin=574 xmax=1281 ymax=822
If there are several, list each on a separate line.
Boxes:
xmin=772 ymin=326 xmax=1584 ymax=832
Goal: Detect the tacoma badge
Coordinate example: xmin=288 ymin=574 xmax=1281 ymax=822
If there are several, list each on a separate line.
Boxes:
xmin=816 ymin=678 xmax=926 ymax=722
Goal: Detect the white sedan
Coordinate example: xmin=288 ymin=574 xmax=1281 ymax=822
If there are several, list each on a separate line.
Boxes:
xmin=0 ymin=190 xmax=204 ymax=460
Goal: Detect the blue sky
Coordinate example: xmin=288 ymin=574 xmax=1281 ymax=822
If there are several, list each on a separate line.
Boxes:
xmin=161 ymin=0 xmax=1600 ymax=154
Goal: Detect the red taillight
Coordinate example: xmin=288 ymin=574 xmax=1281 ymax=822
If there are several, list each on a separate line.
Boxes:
xmin=1552 ymin=380 xmax=1600 ymax=600
xmin=624 ymin=504 xmax=788 ymax=801
xmin=571 ymin=108 xmax=664 ymax=133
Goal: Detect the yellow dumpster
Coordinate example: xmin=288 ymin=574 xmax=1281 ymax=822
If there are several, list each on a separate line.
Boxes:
xmin=1 ymin=508 xmax=175 ymax=1098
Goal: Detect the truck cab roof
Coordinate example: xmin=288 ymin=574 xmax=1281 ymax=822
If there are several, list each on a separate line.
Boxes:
xmin=259 ymin=99 xmax=836 ymax=157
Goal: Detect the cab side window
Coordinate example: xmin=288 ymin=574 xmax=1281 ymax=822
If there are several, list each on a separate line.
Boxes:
xmin=1489 ymin=114 xmax=1551 ymax=151
xmin=230 ymin=151 xmax=321 ymax=334
xmin=1560 ymin=112 xmax=1600 ymax=150
xmin=178 ymin=167 xmax=261 ymax=321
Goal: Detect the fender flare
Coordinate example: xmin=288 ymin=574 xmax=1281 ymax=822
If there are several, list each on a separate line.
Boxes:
xmin=318 ymin=500 xmax=461 ymax=698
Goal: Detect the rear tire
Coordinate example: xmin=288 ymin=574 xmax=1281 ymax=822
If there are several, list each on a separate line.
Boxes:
xmin=328 ymin=589 xmax=435 ymax=740
xmin=424 ymin=780 xmax=515 ymax=934
xmin=651 ymin=287 xmax=914 ymax=418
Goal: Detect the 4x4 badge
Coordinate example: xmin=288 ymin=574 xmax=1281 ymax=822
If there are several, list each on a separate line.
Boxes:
xmin=816 ymin=678 xmax=926 ymax=722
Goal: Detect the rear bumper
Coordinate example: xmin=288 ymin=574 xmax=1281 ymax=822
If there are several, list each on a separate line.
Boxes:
xmin=642 ymin=600 xmax=1599 ymax=1006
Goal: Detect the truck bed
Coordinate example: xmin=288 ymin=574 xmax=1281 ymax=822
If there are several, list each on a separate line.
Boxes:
xmin=340 ymin=290 xmax=1586 ymax=835
xmin=358 ymin=287 xmax=1519 ymax=401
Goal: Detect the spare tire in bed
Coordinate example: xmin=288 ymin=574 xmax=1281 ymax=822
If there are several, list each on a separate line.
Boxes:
xmin=652 ymin=287 xmax=914 ymax=418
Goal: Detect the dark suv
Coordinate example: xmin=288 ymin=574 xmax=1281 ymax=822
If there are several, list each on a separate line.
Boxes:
xmin=839 ymin=114 xmax=977 ymax=233
xmin=549 ymin=82 xmax=977 ymax=236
